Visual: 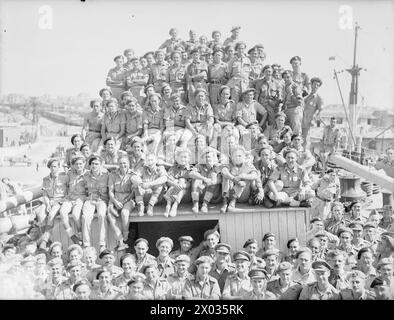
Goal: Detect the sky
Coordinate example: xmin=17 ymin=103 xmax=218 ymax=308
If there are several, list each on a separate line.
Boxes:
xmin=0 ymin=0 xmax=393 ymax=110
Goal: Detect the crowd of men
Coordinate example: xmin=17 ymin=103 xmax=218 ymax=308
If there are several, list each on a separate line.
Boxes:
xmin=0 ymin=26 xmax=393 ymax=300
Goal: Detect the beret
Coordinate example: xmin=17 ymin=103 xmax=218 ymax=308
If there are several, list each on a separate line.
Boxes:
xmin=262 ymin=232 xmax=276 ymax=242
xmin=337 ymin=227 xmax=354 ymax=237
xmin=194 ymin=88 xmax=207 ymax=97
xmin=49 ymin=241 xmax=62 ymax=253
xmin=190 ymin=48 xmax=199 ymax=55
xmin=363 ymin=222 xmax=376 ymax=229
xmin=144 ymin=84 xmax=155 ymax=93
xmin=141 ymin=262 xmax=158 ymax=274
xmin=170 ymin=92 xmax=181 ymax=100
xmin=67 ymin=244 xmax=83 ymax=256
xmin=295 ymin=247 xmax=312 ymax=259
xmin=310 ymin=217 xmax=323 ymax=223
xmin=71 ymin=133 xmax=83 ymax=145
xmin=349 ymin=222 xmax=363 ymax=231
xmin=213 ymin=48 xmax=224 ymax=55
xmin=262 ymin=249 xmax=279 ymax=259
xmin=245 ymin=120 xmax=259 ymax=129
xmin=88 ymin=155 xmax=102 ymax=166
xmin=95 ymin=268 xmax=110 ymax=280
xmin=326 ymin=249 xmax=346 ymax=260
xmin=98 ymin=249 xmax=114 ymax=260
xmin=66 ymin=260 xmax=82 ymax=271
xmin=275 ymin=111 xmax=287 ymax=119
xmin=248 ymin=268 xmax=268 ymax=279
xmin=119 ymin=253 xmax=135 ymax=267
xmin=377 ymin=257 xmax=394 ymax=268
xmin=113 ymin=55 xmax=124 ymax=62
xmin=243 ymin=238 xmax=258 ymax=248
xmin=123 ymin=48 xmax=135 ymax=55
xmin=134 ymin=238 xmax=149 ymax=247
xmin=289 ymin=56 xmax=301 ymax=64
xmin=242 ymin=88 xmax=256 ymax=96
xmin=277 ymin=261 xmax=293 ymax=273
xmin=370 ymin=277 xmax=385 ymax=288
xmin=214 ymin=243 xmax=232 ymax=254
xmin=178 ymin=235 xmax=194 ymax=243
xmin=357 ymin=247 xmax=374 ymax=260
xmin=219 ymin=85 xmax=230 ymax=95
xmin=312 ymin=260 xmax=332 ymax=272
xmin=286 ymin=238 xmax=299 ymax=248
xmin=73 ymin=279 xmax=90 ymax=292
xmin=255 ymin=43 xmax=264 ymax=49
xmin=148 ymin=92 xmax=162 ymax=101
xmin=204 ymin=229 xmax=220 ymax=240
xmin=314 ymin=231 xmax=328 ymax=238
xmin=130 ymin=136 xmax=144 ymax=147
xmin=70 ymin=154 xmax=85 ymax=165
xmin=283 ymin=148 xmax=299 ymax=159
xmin=195 ymin=256 xmax=214 ymax=266
xmin=156 ymin=237 xmax=174 ymax=249
xmin=175 ymin=255 xmax=191 ymax=264
xmin=127 ymin=273 xmax=146 ymax=286
xmin=348 ymin=270 xmax=366 ymax=280
xmin=155 ymin=49 xmax=166 ymax=56
xmin=310 ymin=77 xmax=323 ymax=85
xmin=46 ymin=158 xmax=59 ymax=169
xmin=231 ymin=26 xmax=241 ymax=32
xmin=48 ymin=257 xmax=63 ymax=267
xmin=99 ymin=87 xmax=112 ymax=97
xmin=224 ymin=44 xmax=235 ymax=52
xmin=247 ymin=46 xmax=257 ymax=55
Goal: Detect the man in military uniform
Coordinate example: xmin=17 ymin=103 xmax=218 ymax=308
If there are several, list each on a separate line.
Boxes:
xmin=167 ymin=255 xmax=194 ymax=300
xmin=226 ymin=41 xmax=251 ymax=103
xmin=289 ymin=56 xmax=310 ymax=97
xmin=291 ymin=248 xmax=316 ymax=285
xmin=72 ymin=279 xmax=92 ymax=300
xmin=156 ymin=237 xmax=176 ymax=279
xmin=375 ymin=147 xmax=394 ymax=178
xmin=199 ymin=229 xmax=220 ymax=260
xmin=159 ymin=28 xmax=183 ymax=55
xmin=301 ymin=77 xmax=324 ymax=147
xmin=148 ymin=50 xmax=169 ymax=93
xmin=299 ymin=261 xmax=340 ymax=300
xmin=101 ymin=98 xmax=126 ymax=150
xmin=132 ymin=238 xmax=156 ymax=274
xmin=183 ymin=30 xmax=199 ymax=53
xmin=106 ymin=55 xmax=127 ymax=101
xmin=209 ymin=243 xmax=235 ymax=293
xmin=327 ymin=250 xmax=350 ymax=290
xmin=91 ymin=269 xmax=122 ymax=300
xmin=267 ymin=261 xmax=303 ymax=300
xmin=55 ymin=260 xmax=84 ymax=300
xmin=356 ymin=247 xmax=377 ymax=288
xmin=207 ymin=49 xmax=228 ymax=105
xmin=42 ymin=258 xmax=67 ymax=299
xmin=370 ymin=277 xmax=392 ymax=300
xmin=99 ymin=249 xmax=123 ymax=279
xmin=243 ymin=238 xmax=261 ymax=268
xmin=349 ymin=221 xmax=371 ymax=251
xmin=38 ymin=158 xmax=67 ymax=250
xmin=113 ymin=253 xmax=137 ymax=296
xmin=262 ymin=249 xmax=280 ymax=282
xmin=142 ymin=263 xmax=171 ymax=300
xmin=320 ymin=117 xmax=341 ymax=174
xmin=185 ymin=49 xmax=208 ymax=104
xmin=184 ymin=256 xmax=221 ymax=299
xmin=339 ymin=270 xmax=376 ymax=300
xmin=223 ymin=26 xmax=241 ymax=48
xmin=242 ymin=268 xmax=276 ymax=300
xmin=125 ymin=57 xmax=149 ymax=105
xmin=336 ymin=227 xmax=359 ymax=271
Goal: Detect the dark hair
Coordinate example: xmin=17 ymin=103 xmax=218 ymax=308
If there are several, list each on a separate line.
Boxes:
xmin=71 ymin=134 xmax=83 ymax=145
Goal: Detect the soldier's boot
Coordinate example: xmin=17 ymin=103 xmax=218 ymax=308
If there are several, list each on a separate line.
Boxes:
xmin=137 ymin=202 xmax=144 ymax=217
xmin=200 ymin=201 xmax=209 ymax=214
xmin=227 ymin=196 xmax=237 ymax=212
xmin=192 ymin=201 xmax=199 ymax=214
xmin=164 ymin=201 xmax=172 ymax=217
xmin=220 ymin=197 xmax=228 ymax=214
xmin=146 ymin=204 xmax=154 ymax=217
xmin=169 ymin=202 xmax=179 ymax=217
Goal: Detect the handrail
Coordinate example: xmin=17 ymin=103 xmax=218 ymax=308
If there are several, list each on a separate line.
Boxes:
xmin=0 ymin=186 xmax=43 ymax=213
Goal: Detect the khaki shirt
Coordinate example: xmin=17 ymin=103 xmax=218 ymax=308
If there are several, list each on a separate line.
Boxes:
xmin=185 ymin=103 xmax=214 ymax=124
xmin=339 ymin=288 xmax=376 ymax=300
xmin=164 ymin=105 xmax=187 ymax=128
xmin=149 ymin=62 xmax=170 ymax=84
xmin=209 ymin=264 xmax=236 ymax=293
xmin=292 ymin=267 xmax=317 ymax=285
xmin=100 ymin=149 xmax=128 ymax=167
xmin=213 ymin=100 xmax=237 ymax=123
xmin=167 ymin=272 xmax=194 ymax=298
xmin=167 ymin=64 xmax=187 ymax=87
xmin=184 ymin=276 xmax=221 ymax=300
xmin=269 ymin=163 xmax=311 ymax=193
xmin=91 ymin=285 xmax=122 ymax=300
xmin=84 ymin=170 xmax=109 ymax=202
xmin=302 ymin=92 xmax=323 ymax=127
xmin=106 ymin=66 xmax=127 ymax=89
xmin=299 ymin=282 xmax=340 ymax=300
xmin=103 ymin=110 xmax=126 ymax=134
xmin=267 ymin=279 xmax=302 ymax=300
xmin=143 ymin=107 xmax=164 ymax=130
xmin=108 ymin=169 xmax=136 ymax=202
xmin=65 ymin=169 xmax=87 ymax=201
xmin=222 ymin=274 xmax=253 ymax=299
xmin=143 ymin=278 xmax=171 ymax=300
xmin=124 ymin=108 xmax=143 ymax=135
xmin=242 ymin=290 xmax=276 ymax=300
xmin=156 ymin=256 xmax=176 ymax=279
xmin=236 ymin=100 xmax=266 ymax=125
xmin=42 ymin=173 xmax=67 ymax=201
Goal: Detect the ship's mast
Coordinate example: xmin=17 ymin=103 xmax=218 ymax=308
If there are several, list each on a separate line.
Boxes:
xmin=346 ymin=23 xmax=363 ymax=148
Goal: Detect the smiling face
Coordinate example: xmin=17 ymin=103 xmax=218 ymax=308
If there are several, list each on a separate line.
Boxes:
xmin=119 ymin=157 xmax=130 ymax=173
xmin=265 ymin=255 xmax=278 ymax=269
xmin=129 ymin=281 xmax=144 ymax=296
xmin=246 ymin=243 xmax=258 ymax=256
xmin=101 ymin=90 xmax=111 ymax=100
xmin=264 ymin=236 xmax=276 ymax=250
xmin=175 ymin=261 xmax=189 ymax=274
xmin=81 ymin=146 xmax=91 ymax=158
xmin=149 ymin=95 xmax=160 ymax=109
xmin=92 ymin=101 xmax=101 ymax=113
xmin=279 ymin=269 xmax=292 ymax=285
xmin=288 ymin=240 xmax=300 ymax=256
xmin=285 ymin=151 xmax=297 ymax=167
xmin=315 ymin=270 xmax=330 ymax=285
xmin=235 ymin=259 xmax=250 ymax=273
xmin=145 ymin=267 xmax=158 ymax=282
xmin=195 ymin=91 xmax=206 ymax=105
xmin=105 ymin=139 xmax=115 ymax=153
xmin=158 ymin=241 xmax=171 ymax=257
xmin=122 ymin=257 xmax=136 ymax=274
xmin=99 ymin=271 xmax=112 ymax=287
xmin=51 ymin=245 xmax=62 ymax=259
xmin=297 ymin=252 xmax=312 ymax=271
xmin=231 ymin=149 xmax=245 ymax=166
xmin=176 ymin=152 xmax=190 ymax=166
xmin=76 ymin=284 xmax=91 ymax=300
xmin=206 ymin=234 xmax=219 ymax=249
xmin=243 ymin=91 xmax=254 ymax=103
xmin=73 ymin=159 xmax=85 ymax=173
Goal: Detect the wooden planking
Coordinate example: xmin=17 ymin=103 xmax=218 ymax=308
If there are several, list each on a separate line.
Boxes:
xmin=243 ymin=212 xmax=255 ymax=246
xmin=277 ymin=210 xmax=288 ymax=252
xmin=295 ymin=209 xmax=308 ymax=246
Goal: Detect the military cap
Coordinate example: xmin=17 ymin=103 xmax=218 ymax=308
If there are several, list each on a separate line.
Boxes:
xmin=148 ymin=92 xmax=162 ymax=101
xmin=70 ymin=133 xmax=83 ymax=145
xmin=348 ymin=270 xmax=366 ymax=280
xmin=194 ymin=88 xmax=207 ymax=97
xmin=326 ymin=249 xmax=346 ymax=260
xmin=195 ymin=256 xmax=214 ymax=266
xmin=48 ymin=257 xmax=63 ymax=267
xmin=219 ymin=85 xmax=230 ymax=95
xmin=275 ymin=111 xmax=287 ymax=119
xmin=141 ymin=262 xmax=158 ymax=274
xmin=243 ymin=238 xmax=258 ymax=248
xmin=357 ymin=247 xmax=374 ymax=260
xmin=234 ymin=41 xmax=246 ymax=51
xmin=247 ymin=46 xmax=257 ymax=55
xmin=248 ymin=268 xmax=268 ymax=279
xmin=289 ymin=56 xmax=302 ymax=64
xmin=88 ymin=155 xmax=102 ymax=166
xmin=113 ymin=55 xmax=124 ymax=62
xmin=310 ymin=217 xmax=322 ymax=224
xmin=73 ymin=279 xmax=90 ymax=292
xmin=155 ymin=237 xmax=174 ymax=249
xmin=242 ymin=88 xmax=256 ymax=96
xmin=123 ymin=48 xmax=135 ymax=56
xmin=363 ymin=222 xmax=376 ymax=229
xmin=178 ymin=235 xmax=194 ymax=243
xmin=129 ymin=57 xmax=139 ymax=62
xmin=254 ymin=43 xmax=265 ymax=49
xmin=127 ymin=273 xmax=146 ymax=286
xmin=211 ymin=30 xmax=221 ymax=37
xmin=170 ymin=92 xmax=181 ymax=100
xmin=169 ymin=27 xmax=178 ymax=34
xmin=337 ymin=227 xmax=354 ymax=237
xmin=370 ymin=277 xmax=385 ymax=288
xmin=310 ymin=77 xmax=323 ymax=86
xmin=213 ymin=48 xmax=224 ymax=55
xmin=295 ymin=247 xmax=312 ymax=259
xmin=49 ymin=241 xmax=62 ymax=253
xmin=214 ymin=243 xmax=232 ymax=254
xmin=277 ymin=261 xmax=293 ymax=273
xmin=377 ymin=257 xmax=394 ymax=269
xmin=67 ymin=244 xmax=83 ymax=255
xmin=144 ymin=84 xmax=155 ymax=93
xmin=283 ymin=148 xmax=299 ymax=159
xmin=190 ymin=48 xmax=199 ymax=55
xmin=175 ymin=255 xmax=191 ymax=264
xmin=231 ymin=26 xmax=241 ymax=32
xmin=95 ymin=268 xmax=110 ymax=280
xmin=99 ymin=87 xmax=112 ymax=97
xmin=154 ymin=49 xmax=166 ymax=57
xmin=254 ymin=257 xmax=266 ymax=267
xmin=245 ymin=120 xmax=259 ymax=129
xmin=311 ymin=260 xmax=332 ymax=272
xmin=204 ymin=229 xmax=220 ymax=240
xmin=262 ymin=249 xmax=279 ymax=259
xmin=21 ymin=255 xmax=36 ymax=265
xmin=119 ymin=253 xmax=135 ymax=267
xmin=134 ymin=238 xmax=149 ymax=247
xmin=70 ymin=154 xmax=85 ymax=165
xmin=46 ymin=158 xmax=60 ymax=169
xmin=314 ymin=231 xmax=328 ymax=238
xmin=2 ymin=243 xmax=16 ymax=253
xmin=144 ymin=51 xmax=155 ymax=58
xmin=349 ymin=222 xmax=363 ymax=231
xmin=66 ymin=260 xmax=82 ymax=271
xmin=175 ymin=147 xmax=191 ymax=159
xmin=262 ymin=232 xmax=276 ymax=242
xmin=287 ymin=238 xmax=299 ymax=248
xmin=98 ymin=249 xmax=114 ymax=260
